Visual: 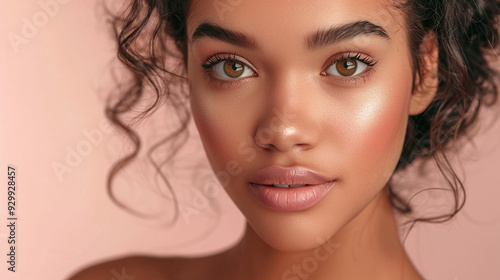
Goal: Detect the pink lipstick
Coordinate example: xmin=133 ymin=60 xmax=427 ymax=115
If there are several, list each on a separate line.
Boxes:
xmin=249 ymin=166 xmax=335 ymax=211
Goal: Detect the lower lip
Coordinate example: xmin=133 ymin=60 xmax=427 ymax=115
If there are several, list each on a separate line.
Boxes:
xmin=249 ymin=181 xmax=335 ymax=212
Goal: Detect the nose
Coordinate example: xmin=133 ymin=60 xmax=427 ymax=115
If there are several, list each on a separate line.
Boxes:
xmin=253 ymin=76 xmax=321 ymax=152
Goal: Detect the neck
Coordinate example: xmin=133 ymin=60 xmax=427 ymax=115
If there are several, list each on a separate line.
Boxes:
xmin=220 ymin=187 xmax=422 ymax=280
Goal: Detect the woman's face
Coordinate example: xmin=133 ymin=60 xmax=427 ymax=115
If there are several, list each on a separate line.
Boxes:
xmin=186 ymin=0 xmax=416 ymax=251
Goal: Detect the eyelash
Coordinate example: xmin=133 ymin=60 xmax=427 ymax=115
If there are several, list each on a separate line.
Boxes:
xmin=323 ymin=52 xmax=378 ymax=85
xmin=201 ymin=53 xmax=254 ymax=87
xmin=331 ymin=52 xmax=378 ymax=68
xmin=201 ymin=52 xmax=378 ymax=87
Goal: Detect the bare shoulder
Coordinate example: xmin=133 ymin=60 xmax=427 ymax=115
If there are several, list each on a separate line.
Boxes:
xmin=66 ymin=255 xmax=185 ymax=280
xmin=66 ymin=252 xmax=227 ymax=280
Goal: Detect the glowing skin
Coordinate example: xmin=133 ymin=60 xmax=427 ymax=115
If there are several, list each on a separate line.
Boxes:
xmin=186 ymin=0 xmax=437 ymax=279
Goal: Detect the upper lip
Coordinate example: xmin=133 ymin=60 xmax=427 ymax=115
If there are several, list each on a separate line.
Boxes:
xmin=249 ymin=165 xmax=333 ymax=186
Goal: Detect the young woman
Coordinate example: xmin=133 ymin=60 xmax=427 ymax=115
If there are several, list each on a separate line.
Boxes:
xmin=69 ymin=0 xmax=500 ymax=279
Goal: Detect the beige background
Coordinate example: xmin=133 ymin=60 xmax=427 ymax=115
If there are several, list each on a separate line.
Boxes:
xmin=1 ymin=1 xmax=499 ymax=279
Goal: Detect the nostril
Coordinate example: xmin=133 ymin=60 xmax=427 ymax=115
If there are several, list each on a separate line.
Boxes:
xmin=258 ymin=142 xmax=278 ymax=151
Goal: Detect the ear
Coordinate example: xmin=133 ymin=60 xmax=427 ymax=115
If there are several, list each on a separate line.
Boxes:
xmin=409 ymin=32 xmax=439 ymax=116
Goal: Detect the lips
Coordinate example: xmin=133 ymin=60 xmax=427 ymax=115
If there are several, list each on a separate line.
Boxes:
xmin=249 ymin=165 xmax=333 ymax=186
xmin=269 ymin=184 xmax=307 ymax=188
xmin=249 ymin=166 xmax=335 ymax=211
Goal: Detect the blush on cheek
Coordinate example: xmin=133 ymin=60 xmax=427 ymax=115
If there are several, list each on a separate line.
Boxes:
xmin=191 ymin=96 xmax=245 ymax=182
xmin=191 ymin=99 xmax=226 ymax=161
xmin=351 ymin=87 xmax=411 ymax=182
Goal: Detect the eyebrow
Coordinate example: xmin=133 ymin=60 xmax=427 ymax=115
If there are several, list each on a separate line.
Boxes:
xmin=307 ymin=21 xmax=390 ymax=50
xmin=191 ymin=23 xmax=257 ymax=49
xmin=190 ymin=20 xmax=390 ymax=50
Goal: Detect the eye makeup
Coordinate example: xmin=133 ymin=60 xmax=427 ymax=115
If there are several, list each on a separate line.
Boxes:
xmin=200 ymin=51 xmax=379 ymax=88
xmin=321 ymin=52 xmax=378 ymax=86
xmin=201 ymin=53 xmax=257 ymax=87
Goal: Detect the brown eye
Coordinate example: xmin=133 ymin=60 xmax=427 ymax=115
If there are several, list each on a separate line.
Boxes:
xmin=336 ymin=59 xmax=357 ymax=76
xmin=324 ymin=56 xmax=370 ymax=77
xmin=212 ymin=59 xmax=255 ymax=80
xmin=223 ymin=61 xmax=244 ymax=78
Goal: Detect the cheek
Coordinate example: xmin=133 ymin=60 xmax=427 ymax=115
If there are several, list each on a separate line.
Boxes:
xmin=190 ymin=96 xmax=226 ymax=166
xmin=188 ymin=63 xmax=231 ymax=169
xmin=339 ymin=77 xmax=412 ymax=185
xmin=189 ymin=89 xmax=248 ymax=180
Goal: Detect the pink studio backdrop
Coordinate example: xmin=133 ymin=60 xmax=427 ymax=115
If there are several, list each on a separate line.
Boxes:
xmin=1 ymin=1 xmax=499 ymax=280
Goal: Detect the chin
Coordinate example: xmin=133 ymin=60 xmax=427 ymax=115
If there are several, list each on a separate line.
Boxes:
xmin=241 ymin=202 xmax=348 ymax=252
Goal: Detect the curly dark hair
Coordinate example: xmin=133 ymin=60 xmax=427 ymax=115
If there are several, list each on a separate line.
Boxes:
xmin=104 ymin=0 xmax=500 ymax=227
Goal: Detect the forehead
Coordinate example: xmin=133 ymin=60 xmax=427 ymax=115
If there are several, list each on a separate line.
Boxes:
xmin=186 ymin=0 xmax=407 ymax=42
